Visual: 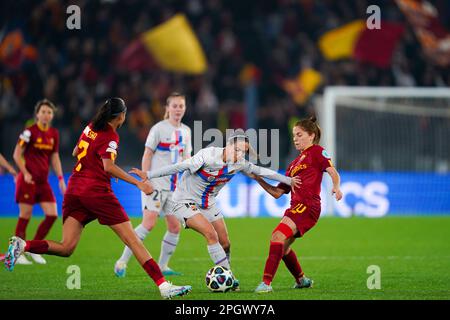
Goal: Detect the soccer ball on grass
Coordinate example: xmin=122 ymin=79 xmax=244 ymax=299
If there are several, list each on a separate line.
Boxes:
xmin=205 ymin=265 xmax=234 ymax=292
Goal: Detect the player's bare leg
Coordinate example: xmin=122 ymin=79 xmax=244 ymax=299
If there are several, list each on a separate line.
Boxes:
xmin=28 ymin=202 xmax=58 ymax=264
xmin=5 ymin=216 xmax=83 ymax=271
xmin=41 ymin=216 xmax=83 ymax=256
xmin=279 ymin=219 xmax=313 ymax=289
xmin=159 ymin=214 xmax=181 ymax=276
xmin=115 ymin=208 xmax=157 ymax=277
xmin=256 ymin=216 xmax=297 ymax=293
xmin=14 ymin=204 xmax=33 ymax=265
xmin=186 ymin=214 xmax=230 ymax=269
xmin=110 ymin=221 xmax=191 ymax=299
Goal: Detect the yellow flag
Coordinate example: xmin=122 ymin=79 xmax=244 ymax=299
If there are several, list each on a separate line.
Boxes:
xmin=141 ymin=14 xmax=207 ymax=74
xmin=283 ymin=68 xmax=323 ymax=105
xmin=318 ymin=20 xmax=365 ymax=60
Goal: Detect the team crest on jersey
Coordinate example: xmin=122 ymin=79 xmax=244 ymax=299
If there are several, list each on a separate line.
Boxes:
xmin=207 ymin=176 xmax=215 ymax=182
xmin=37 ymin=137 xmax=42 ymax=143
xmin=155 ymin=202 xmax=161 ymax=209
xmin=322 ymin=150 xmax=331 ymax=159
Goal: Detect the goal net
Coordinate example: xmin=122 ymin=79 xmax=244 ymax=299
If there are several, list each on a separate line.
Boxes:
xmin=316 ymin=87 xmax=450 ymax=217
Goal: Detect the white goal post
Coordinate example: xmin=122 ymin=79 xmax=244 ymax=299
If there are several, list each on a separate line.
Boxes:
xmin=315 ymin=86 xmax=450 ymax=216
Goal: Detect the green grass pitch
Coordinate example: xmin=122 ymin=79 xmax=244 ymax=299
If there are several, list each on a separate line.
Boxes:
xmin=1 ymin=216 xmax=450 ymax=300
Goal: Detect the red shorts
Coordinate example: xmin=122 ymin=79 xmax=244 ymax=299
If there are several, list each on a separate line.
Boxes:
xmin=284 ymin=201 xmax=320 ymax=238
xmin=15 ymin=173 xmax=56 ymax=205
xmin=62 ymin=193 xmax=129 ymax=227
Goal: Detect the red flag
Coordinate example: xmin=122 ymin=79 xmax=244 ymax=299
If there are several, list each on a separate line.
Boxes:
xmin=353 ymin=21 xmax=405 ymax=68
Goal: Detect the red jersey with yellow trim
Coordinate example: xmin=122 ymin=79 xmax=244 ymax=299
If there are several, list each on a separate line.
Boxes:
xmin=17 ymin=124 xmax=59 ymax=184
xmin=278 ymin=144 xmax=332 ymax=206
xmin=66 ymin=123 xmax=119 ymax=195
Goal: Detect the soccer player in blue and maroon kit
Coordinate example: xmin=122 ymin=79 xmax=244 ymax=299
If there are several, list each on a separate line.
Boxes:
xmin=12 ymin=99 xmax=66 ymax=265
xmin=252 ymin=116 xmax=343 ymax=293
xmin=5 ymin=98 xmax=191 ymax=299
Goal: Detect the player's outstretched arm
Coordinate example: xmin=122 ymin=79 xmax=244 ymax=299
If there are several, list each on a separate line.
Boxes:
xmin=102 ymin=158 xmax=153 ymax=195
xmin=244 ymin=162 xmax=301 ymax=188
xmin=244 ymin=172 xmax=286 ymax=199
xmin=326 ymin=166 xmax=343 ymax=201
xmin=135 ymin=150 xmax=204 ymax=180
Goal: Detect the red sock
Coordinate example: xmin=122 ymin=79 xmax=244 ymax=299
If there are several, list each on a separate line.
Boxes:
xmin=262 ymin=242 xmax=284 ymax=285
xmin=25 ymin=240 xmax=49 ymax=254
xmin=283 ymin=249 xmax=304 ymax=283
xmin=34 ymin=216 xmax=57 ymax=240
xmin=142 ymin=259 xmax=165 ymax=286
xmin=15 ymin=217 xmax=30 ymax=240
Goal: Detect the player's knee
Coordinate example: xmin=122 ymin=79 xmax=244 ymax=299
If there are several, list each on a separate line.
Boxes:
xmin=271 ymin=231 xmax=286 ymax=242
xmin=61 ymin=244 xmax=76 ymax=257
xmin=204 ymin=229 xmax=219 ymax=244
xmin=167 ymin=220 xmax=181 ymax=234
xmin=142 ymin=211 xmax=158 ymax=231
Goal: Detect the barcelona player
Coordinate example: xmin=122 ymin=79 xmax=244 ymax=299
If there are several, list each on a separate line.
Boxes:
xmin=5 ymin=98 xmax=191 ymax=299
xmin=130 ymin=132 xmax=301 ymax=290
xmin=115 ymin=92 xmax=191 ymax=278
xmin=252 ymin=116 xmax=343 ymax=293
xmin=12 ymin=99 xmax=66 ymax=265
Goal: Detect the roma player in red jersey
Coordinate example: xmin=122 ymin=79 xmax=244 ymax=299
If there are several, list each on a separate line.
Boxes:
xmin=12 ymin=99 xmax=66 ymax=265
xmin=252 ymin=116 xmax=343 ymax=293
xmin=5 ymin=98 xmax=191 ymax=299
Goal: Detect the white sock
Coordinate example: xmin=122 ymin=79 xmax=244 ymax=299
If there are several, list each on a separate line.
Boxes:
xmin=118 ymin=224 xmax=149 ymax=263
xmin=158 ymin=231 xmax=179 ymax=270
xmin=207 ymin=243 xmax=230 ymax=269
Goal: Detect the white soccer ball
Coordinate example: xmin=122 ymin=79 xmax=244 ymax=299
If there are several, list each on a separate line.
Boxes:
xmin=205 ymin=265 xmax=234 ymax=292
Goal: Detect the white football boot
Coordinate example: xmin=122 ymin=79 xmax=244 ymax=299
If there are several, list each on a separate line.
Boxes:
xmin=27 ymin=252 xmax=47 ymax=264
xmin=159 ymin=281 xmax=192 ymax=299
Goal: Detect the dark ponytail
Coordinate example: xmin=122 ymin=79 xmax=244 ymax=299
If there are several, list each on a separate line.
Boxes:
xmin=294 ymin=115 xmax=321 ymax=144
xmin=91 ymin=98 xmax=127 ymax=131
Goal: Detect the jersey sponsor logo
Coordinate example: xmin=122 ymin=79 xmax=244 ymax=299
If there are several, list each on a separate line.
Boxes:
xmin=322 ymin=150 xmax=331 ymax=159
xmin=290 ymin=164 xmax=307 ymax=176
xmin=33 ymin=143 xmax=54 ymax=150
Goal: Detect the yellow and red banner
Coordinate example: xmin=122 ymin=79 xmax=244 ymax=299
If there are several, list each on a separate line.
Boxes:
xmin=118 ymin=14 xmax=207 ymax=74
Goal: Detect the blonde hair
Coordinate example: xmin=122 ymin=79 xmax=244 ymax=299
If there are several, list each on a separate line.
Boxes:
xmin=164 ymin=92 xmax=186 ymax=119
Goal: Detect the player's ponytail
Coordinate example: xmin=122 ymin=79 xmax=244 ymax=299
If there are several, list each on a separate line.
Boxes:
xmin=92 ymin=98 xmax=127 ymax=131
xmin=295 ymin=115 xmax=321 ymax=144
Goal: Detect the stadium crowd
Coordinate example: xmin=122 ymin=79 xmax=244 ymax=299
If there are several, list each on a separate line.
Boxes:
xmin=1 ymin=0 xmax=449 ymax=169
